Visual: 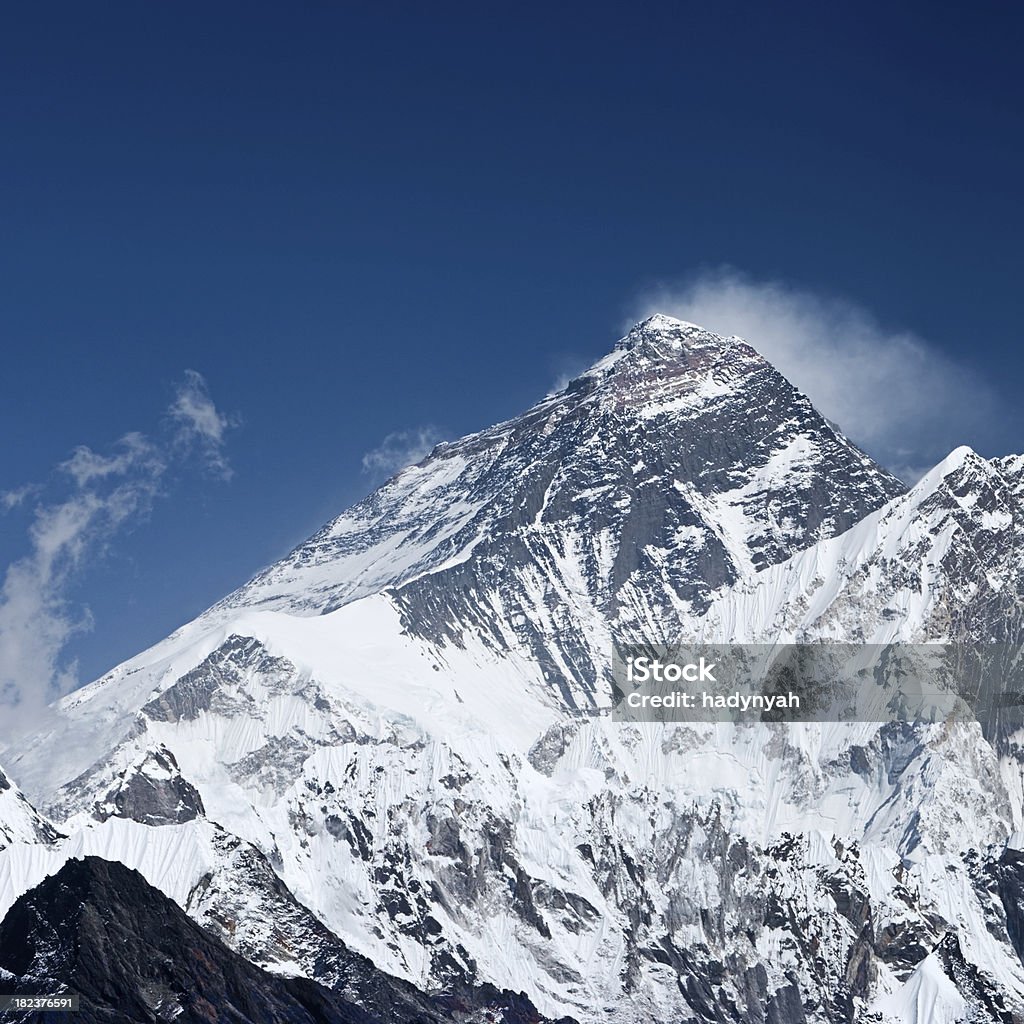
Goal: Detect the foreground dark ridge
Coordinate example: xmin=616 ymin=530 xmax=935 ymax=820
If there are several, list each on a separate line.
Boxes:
xmin=0 ymin=857 xmax=570 ymax=1024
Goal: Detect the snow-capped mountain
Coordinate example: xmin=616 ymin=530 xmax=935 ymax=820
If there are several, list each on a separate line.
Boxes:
xmin=216 ymin=315 xmax=904 ymax=706
xmin=1 ymin=315 xmax=1022 ymax=1023
xmin=3 ymin=314 xmax=904 ymax=795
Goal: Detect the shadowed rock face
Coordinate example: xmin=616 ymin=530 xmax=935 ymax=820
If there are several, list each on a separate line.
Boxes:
xmin=92 ymin=746 xmax=205 ymax=826
xmin=0 ymin=857 xmax=574 ymax=1024
xmin=380 ymin=319 xmax=906 ymax=706
xmin=0 ymin=857 xmax=382 ymax=1024
xmin=990 ymin=849 xmax=1024 ymax=969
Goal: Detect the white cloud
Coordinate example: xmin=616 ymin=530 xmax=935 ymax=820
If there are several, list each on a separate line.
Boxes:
xmin=1 ymin=484 xmax=40 ymax=512
xmin=634 ymin=269 xmax=1004 ymax=481
xmin=0 ymin=371 xmax=237 ymax=738
xmin=0 ymin=478 xmax=162 ymax=736
xmin=362 ymin=427 xmax=445 ymax=478
xmin=60 ymin=431 xmax=163 ymax=487
xmin=169 ymin=369 xmax=239 ymax=479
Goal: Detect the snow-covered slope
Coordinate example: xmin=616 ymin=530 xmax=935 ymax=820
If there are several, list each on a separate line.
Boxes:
xmin=0 ymin=763 xmax=59 ymax=850
xmin=1 ymin=316 xmax=1021 ymax=1023
xmin=702 ymin=444 xmax=1024 ymax=646
xmin=3 ymin=315 xmax=903 ymax=796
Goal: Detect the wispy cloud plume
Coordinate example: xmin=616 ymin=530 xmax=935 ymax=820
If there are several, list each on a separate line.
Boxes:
xmin=634 ymin=269 xmax=1005 ymax=480
xmin=60 ymin=432 xmax=163 ymax=487
xmin=169 ymin=369 xmax=240 ymax=480
xmin=0 ymin=476 xmax=160 ymax=730
xmin=0 ymin=372 xmax=238 ymax=738
xmin=1 ymin=484 xmax=41 ymax=512
xmin=546 ymin=354 xmax=595 ymax=397
xmin=362 ymin=426 xmax=445 ymax=479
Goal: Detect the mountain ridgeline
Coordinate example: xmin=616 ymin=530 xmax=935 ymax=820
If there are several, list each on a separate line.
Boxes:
xmin=217 ymin=315 xmax=906 ymax=707
xmin=1 ymin=316 xmax=1022 ymax=1023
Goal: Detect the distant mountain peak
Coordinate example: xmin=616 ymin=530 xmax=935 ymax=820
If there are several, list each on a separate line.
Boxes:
xmin=917 ymin=443 xmax=982 ymax=482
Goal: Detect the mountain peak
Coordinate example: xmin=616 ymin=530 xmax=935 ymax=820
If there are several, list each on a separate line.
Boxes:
xmin=614 ymin=313 xmax=732 ymax=354
xmin=937 ymin=443 xmax=980 ymax=472
xmin=911 ymin=444 xmax=988 ymax=496
xmin=635 ymin=312 xmax=706 ymax=333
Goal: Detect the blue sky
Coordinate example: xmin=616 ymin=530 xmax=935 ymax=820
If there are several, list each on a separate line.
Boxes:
xmin=2 ymin=1 xmax=1023 ymax=696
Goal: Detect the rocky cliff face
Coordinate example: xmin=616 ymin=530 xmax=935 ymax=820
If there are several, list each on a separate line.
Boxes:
xmin=212 ymin=315 xmax=904 ymax=710
xmin=0 ymin=856 xmax=571 ymax=1024
xmin=0 ymin=316 xmax=1021 ymax=1023
xmin=0 ymin=856 xmax=379 ymax=1024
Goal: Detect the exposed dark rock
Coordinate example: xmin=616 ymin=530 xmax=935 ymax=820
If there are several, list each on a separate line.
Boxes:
xmin=93 ymin=746 xmax=204 ymax=826
xmin=0 ymin=856 xmax=381 ymax=1023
